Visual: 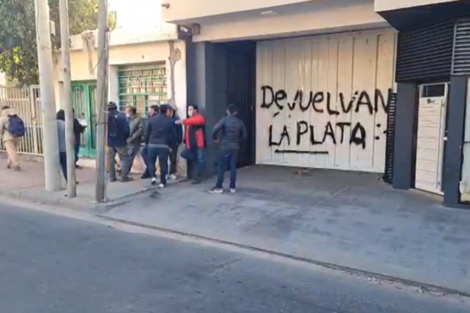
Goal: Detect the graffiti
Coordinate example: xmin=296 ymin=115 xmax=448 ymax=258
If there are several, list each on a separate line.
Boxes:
xmin=268 ymin=121 xmax=367 ymax=150
xmin=261 ymin=86 xmax=389 ymax=116
xmin=261 ymin=86 xmax=390 ymax=154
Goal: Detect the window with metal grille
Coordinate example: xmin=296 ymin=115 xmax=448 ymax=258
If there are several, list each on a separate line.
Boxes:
xmin=118 ymin=63 xmax=168 ymax=115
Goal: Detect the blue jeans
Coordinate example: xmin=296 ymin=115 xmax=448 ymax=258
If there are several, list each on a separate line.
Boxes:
xmin=215 ymin=150 xmax=238 ymax=189
xmin=181 ymin=147 xmax=205 ymax=180
xmin=147 ymin=146 xmax=169 ymax=184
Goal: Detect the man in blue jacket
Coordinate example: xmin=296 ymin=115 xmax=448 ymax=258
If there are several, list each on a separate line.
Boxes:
xmin=107 ymin=101 xmax=132 ymax=182
xmin=161 ymin=104 xmax=182 ymax=180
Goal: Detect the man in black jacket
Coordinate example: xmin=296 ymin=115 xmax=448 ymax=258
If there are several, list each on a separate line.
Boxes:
xmin=209 ymin=104 xmax=247 ymax=194
xmin=144 ymin=105 xmax=176 ymax=187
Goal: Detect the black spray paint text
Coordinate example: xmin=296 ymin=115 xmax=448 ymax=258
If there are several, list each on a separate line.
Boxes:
xmin=261 ymin=86 xmax=390 ymax=116
xmin=269 ymin=121 xmax=368 ymax=150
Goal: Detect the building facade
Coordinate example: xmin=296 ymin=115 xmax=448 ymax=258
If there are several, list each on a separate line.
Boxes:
xmin=54 ymin=24 xmax=188 ymax=175
xmin=162 ymin=0 xmax=470 ymax=208
xmin=376 ymin=0 xmax=470 ymax=208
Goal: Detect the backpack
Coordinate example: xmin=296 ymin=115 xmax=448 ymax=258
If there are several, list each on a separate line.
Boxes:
xmin=7 ymin=115 xmax=25 ymax=137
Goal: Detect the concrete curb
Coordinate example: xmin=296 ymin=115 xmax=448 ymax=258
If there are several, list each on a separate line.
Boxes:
xmin=95 ymin=214 xmax=470 ymax=299
xmin=0 ymin=187 xmax=158 ymax=213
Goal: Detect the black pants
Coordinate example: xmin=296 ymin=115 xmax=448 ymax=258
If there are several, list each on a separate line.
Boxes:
xmin=147 ymin=147 xmax=169 ymax=184
xmin=59 ymin=152 xmax=67 ymax=181
xmin=169 ymin=145 xmax=178 ymax=175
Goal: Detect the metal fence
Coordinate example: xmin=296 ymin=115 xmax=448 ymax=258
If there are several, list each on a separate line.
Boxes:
xmin=0 ymin=86 xmax=44 ymax=156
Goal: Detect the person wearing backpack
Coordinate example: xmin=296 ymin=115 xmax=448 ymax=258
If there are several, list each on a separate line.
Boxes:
xmin=107 ymin=101 xmax=132 ymax=182
xmin=0 ymin=106 xmax=25 ymax=171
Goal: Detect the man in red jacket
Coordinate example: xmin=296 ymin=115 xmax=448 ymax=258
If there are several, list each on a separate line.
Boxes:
xmin=176 ymin=104 xmax=206 ymax=184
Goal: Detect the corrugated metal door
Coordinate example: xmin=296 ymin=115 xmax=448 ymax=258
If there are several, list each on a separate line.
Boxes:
xmin=415 ymin=83 xmax=448 ymax=195
xmin=256 ymin=29 xmax=396 ymax=172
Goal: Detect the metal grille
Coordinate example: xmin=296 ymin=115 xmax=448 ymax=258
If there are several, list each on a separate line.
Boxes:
xmin=72 ymin=82 xmax=97 ymax=158
xmin=452 ymin=19 xmax=470 ymax=75
xmin=118 ymin=63 xmax=167 ymax=115
xmin=382 ymin=90 xmax=398 ymax=184
xmin=0 ymin=86 xmax=43 ymax=155
xmin=396 ymin=20 xmax=454 ymax=82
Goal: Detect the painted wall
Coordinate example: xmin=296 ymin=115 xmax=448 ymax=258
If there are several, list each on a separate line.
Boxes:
xmin=54 ymin=31 xmax=187 ymax=176
xmin=0 ymin=72 xmax=6 ymax=86
xmin=256 ymin=29 xmax=397 ymax=173
xmin=374 ymin=0 xmax=458 ymax=12
xmin=161 ymin=0 xmax=310 ymax=23
xmin=193 ymin=0 xmax=387 ymax=42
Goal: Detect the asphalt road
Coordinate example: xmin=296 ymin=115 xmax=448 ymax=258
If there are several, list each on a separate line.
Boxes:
xmin=0 ymin=203 xmax=468 ymax=313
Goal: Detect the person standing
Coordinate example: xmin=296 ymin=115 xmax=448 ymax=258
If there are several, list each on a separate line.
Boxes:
xmin=161 ymin=104 xmax=182 ymax=180
xmin=144 ymin=105 xmax=175 ymax=187
xmin=176 ymin=104 xmax=206 ymax=184
xmin=72 ymin=109 xmax=86 ymax=169
xmin=0 ymin=105 xmax=25 ymax=171
xmin=56 ymin=110 xmax=68 ymax=181
xmin=107 ymin=101 xmax=132 ymax=182
xmin=125 ymin=106 xmax=144 ymax=170
xmin=141 ymin=104 xmax=159 ymax=179
xmin=209 ymin=104 xmax=247 ymax=194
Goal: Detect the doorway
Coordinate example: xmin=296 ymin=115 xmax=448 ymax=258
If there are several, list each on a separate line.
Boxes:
xmin=71 ymin=81 xmax=97 ymax=158
xmin=224 ymin=41 xmax=256 ymax=168
xmin=415 ymin=83 xmax=449 ymax=194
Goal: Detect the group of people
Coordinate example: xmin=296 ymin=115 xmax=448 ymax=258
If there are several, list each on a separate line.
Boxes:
xmin=1 ymin=101 xmax=248 ymax=194
xmin=105 ymin=101 xmax=248 ymax=193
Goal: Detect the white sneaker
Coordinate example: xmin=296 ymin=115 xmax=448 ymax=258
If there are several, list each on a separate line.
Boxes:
xmin=169 ymin=174 xmax=177 ymax=181
xmin=230 ymin=188 xmax=236 ymax=194
xmin=158 ymin=183 xmax=165 ymax=188
xmin=151 ymin=178 xmax=157 ymax=186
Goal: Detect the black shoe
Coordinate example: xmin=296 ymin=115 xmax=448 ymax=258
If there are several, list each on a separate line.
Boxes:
xmin=192 ymin=179 xmax=201 ymax=185
xmin=141 ymin=172 xmax=150 ymax=179
xmin=208 ymin=187 xmax=223 ymax=194
xmin=109 ymin=177 xmax=117 ymax=182
xmin=121 ymin=176 xmax=133 ymax=183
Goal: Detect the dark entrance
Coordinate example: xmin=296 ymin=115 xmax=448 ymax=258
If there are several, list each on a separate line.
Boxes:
xmin=225 ymin=42 xmax=256 ymax=168
xmin=185 ymin=40 xmax=256 ymax=178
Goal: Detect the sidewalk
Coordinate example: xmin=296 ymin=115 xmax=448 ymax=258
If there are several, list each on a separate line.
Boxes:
xmin=0 ymin=156 xmax=160 ymax=211
xmin=102 ymin=165 xmax=470 ymax=294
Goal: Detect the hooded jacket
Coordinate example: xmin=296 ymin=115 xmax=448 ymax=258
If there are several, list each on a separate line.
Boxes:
xmin=107 ymin=109 xmax=130 ymax=147
xmin=0 ymin=108 xmax=18 ymax=142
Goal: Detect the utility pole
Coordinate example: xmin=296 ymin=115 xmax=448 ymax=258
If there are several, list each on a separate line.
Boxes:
xmin=95 ymin=0 xmax=109 ymax=202
xmin=59 ymin=0 xmax=76 ymax=197
xmin=34 ymin=0 xmax=62 ymax=192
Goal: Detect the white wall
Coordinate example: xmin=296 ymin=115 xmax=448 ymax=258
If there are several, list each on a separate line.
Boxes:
xmin=256 ymin=29 xmax=397 ymax=173
xmin=193 ymin=0 xmax=387 ymax=42
xmin=0 ymin=72 xmax=6 ymax=86
xmin=374 ymin=0 xmax=458 ymax=12
xmin=161 ymin=0 xmax=310 ymax=23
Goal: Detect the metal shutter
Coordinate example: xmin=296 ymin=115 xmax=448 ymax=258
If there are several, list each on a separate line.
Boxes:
xmin=396 ymin=21 xmax=454 ymax=82
xmin=382 ymin=90 xmax=398 ymax=184
xmin=452 ymin=19 xmax=470 ymax=75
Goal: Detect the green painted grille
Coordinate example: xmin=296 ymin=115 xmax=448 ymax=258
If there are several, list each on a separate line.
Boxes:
xmin=118 ymin=63 xmax=167 ymax=115
xmin=71 ymin=81 xmax=97 ymax=158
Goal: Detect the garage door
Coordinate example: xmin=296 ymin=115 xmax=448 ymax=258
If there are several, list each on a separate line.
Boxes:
xmin=256 ymin=29 xmax=396 ymax=172
xmin=118 ymin=63 xmax=168 ymax=115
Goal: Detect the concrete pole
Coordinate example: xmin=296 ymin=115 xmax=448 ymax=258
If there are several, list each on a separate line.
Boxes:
xmin=34 ymin=0 xmax=62 ymax=191
xmin=95 ymin=0 xmax=109 ymax=202
xmin=59 ymin=0 xmax=77 ymax=197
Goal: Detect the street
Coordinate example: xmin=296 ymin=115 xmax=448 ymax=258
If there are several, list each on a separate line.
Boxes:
xmin=0 ymin=202 xmax=468 ymax=313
